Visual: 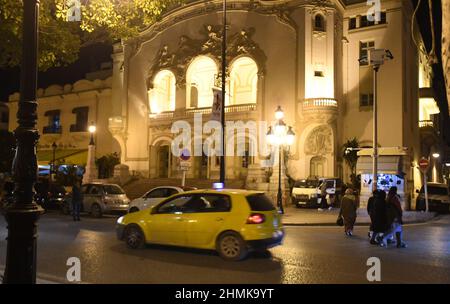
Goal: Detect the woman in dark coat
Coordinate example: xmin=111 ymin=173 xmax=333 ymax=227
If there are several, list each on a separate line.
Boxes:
xmin=369 ymin=189 xmax=387 ymax=244
xmin=339 ymin=188 xmax=358 ymax=236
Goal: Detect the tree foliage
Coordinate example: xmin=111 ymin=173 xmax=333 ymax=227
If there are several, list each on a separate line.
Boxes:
xmin=342 ymin=138 xmax=360 ymax=189
xmin=0 ymin=0 xmax=185 ymax=71
xmin=96 ymin=152 xmax=120 ymax=179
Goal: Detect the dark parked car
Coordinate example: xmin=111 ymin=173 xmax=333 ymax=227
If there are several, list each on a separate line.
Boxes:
xmin=34 ymin=181 xmax=67 ymax=211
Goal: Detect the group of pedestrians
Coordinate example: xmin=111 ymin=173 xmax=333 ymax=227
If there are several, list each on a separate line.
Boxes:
xmin=338 ymin=186 xmax=407 ymax=248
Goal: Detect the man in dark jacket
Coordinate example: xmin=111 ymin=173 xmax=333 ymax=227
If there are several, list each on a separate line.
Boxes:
xmin=71 ymin=179 xmax=83 ymax=221
xmin=369 ymin=189 xmax=387 ymax=244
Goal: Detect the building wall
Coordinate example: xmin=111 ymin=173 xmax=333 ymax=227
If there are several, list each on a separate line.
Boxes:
xmin=8 ymin=77 xmax=119 ymax=163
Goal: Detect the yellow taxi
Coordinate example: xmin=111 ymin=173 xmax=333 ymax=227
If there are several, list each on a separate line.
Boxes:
xmin=116 ymin=189 xmax=284 ymax=261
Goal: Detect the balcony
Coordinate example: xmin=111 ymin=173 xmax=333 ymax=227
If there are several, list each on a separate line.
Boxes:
xmin=419 ymin=120 xmax=434 ymax=128
xmin=148 ymin=103 xmax=258 ymax=127
xmin=300 ymin=98 xmax=338 ymax=122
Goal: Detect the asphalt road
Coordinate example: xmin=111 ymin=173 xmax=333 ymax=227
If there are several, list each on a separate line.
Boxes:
xmin=0 ymin=212 xmax=449 ymax=284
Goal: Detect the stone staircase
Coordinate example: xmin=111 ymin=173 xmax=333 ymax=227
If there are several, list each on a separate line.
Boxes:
xmin=123 ymin=178 xmax=246 ymax=199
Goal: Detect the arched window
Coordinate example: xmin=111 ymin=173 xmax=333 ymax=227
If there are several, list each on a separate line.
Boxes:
xmin=186 ymin=56 xmax=218 ymax=108
xmin=148 ymin=70 xmax=176 ymax=114
xmin=314 ymin=14 xmax=325 ymax=32
xmin=229 ymin=57 xmax=258 ymax=105
xmin=190 ymin=85 xmax=199 ymax=108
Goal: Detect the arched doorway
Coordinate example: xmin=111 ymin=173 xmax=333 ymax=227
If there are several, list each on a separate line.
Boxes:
xmin=157 ymin=145 xmax=170 ymax=178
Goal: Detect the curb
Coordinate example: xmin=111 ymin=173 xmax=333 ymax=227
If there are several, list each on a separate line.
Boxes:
xmin=0 ymin=266 xmax=65 ymax=284
xmin=282 ymin=214 xmax=440 ymax=227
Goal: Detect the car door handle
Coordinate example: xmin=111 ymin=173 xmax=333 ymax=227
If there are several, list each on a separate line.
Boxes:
xmin=216 ymin=217 xmax=224 ymax=222
xmin=175 ymin=217 xmax=184 ymax=221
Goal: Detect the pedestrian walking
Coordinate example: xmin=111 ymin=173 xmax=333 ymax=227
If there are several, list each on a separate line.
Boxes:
xmin=369 ymin=189 xmax=388 ymax=244
xmin=367 ymin=190 xmax=376 ymax=239
xmin=318 ymin=181 xmax=329 ymax=210
xmin=338 ymin=188 xmax=358 ymax=236
xmin=380 ymin=186 xmax=407 ymax=248
xmin=71 ymin=178 xmax=83 ymax=221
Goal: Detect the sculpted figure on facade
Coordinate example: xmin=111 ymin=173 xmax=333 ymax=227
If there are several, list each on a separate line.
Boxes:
xmin=304 ymin=125 xmax=333 ymax=156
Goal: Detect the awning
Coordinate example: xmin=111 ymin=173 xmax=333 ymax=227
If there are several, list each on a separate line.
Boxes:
xmin=356 ymin=155 xmax=402 ymax=175
xmin=37 ymin=149 xmax=88 ymax=166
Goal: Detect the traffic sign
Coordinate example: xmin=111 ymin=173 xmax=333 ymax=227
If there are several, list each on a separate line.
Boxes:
xmin=419 ymin=157 xmax=429 ymax=172
xmin=180 ymin=149 xmax=190 ymax=161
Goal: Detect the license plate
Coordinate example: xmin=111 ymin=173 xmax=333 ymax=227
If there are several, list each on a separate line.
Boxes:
xmin=273 ymin=218 xmax=279 ymax=228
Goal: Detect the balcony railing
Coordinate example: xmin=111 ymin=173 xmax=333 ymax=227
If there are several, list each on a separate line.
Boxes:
xmin=149 ymin=103 xmax=257 ymax=119
xmin=43 ymin=126 xmax=62 ymax=134
xmin=302 ymin=98 xmax=338 ymax=108
xmin=419 ymin=120 xmax=434 ymax=128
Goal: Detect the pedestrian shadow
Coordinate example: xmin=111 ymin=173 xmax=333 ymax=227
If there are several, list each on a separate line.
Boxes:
xmin=109 ymin=243 xmax=283 ymax=274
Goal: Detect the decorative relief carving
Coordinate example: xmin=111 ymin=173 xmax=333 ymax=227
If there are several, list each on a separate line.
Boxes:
xmin=304 ymin=125 xmax=333 ymax=156
xmin=147 ymin=25 xmax=267 ymax=88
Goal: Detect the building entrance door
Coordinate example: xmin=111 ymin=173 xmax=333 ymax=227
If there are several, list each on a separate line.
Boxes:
xmin=158 ymin=145 xmax=170 ymax=178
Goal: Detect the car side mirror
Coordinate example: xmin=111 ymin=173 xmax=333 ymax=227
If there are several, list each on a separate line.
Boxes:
xmin=415 ymin=189 xmax=419 ymax=194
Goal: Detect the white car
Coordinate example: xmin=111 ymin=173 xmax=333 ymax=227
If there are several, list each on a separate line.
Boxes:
xmin=128 ymin=186 xmax=194 ymax=213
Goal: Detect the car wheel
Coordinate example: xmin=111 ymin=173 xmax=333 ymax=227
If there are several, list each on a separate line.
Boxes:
xmin=216 ymin=232 xmax=248 ymax=261
xmin=125 ymin=225 xmax=145 ymax=249
xmin=91 ymin=203 xmax=103 ymax=218
xmin=129 ymin=207 xmax=139 ymax=213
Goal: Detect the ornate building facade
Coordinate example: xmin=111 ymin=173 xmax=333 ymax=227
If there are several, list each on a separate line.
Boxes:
xmin=106 ymin=0 xmax=442 ymax=208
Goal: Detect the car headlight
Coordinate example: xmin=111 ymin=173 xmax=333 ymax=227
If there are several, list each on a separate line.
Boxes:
xmin=117 ymin=216 xmax=124 ymax=224
xmin=310 ymin=193 xmax=318 ymax=198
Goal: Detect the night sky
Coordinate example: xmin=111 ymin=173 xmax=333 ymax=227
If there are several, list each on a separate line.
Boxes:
xmin=0 ymin=1 xmax=448 ymax=143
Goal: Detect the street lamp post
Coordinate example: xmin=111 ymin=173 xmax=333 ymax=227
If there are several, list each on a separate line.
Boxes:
xmin=51 ymin=142 xmax=57 ymax=180
xmin=267 ymin=106 xmax=295 ymax=214
xmin=360 ymin=49 xmax=393 ymax=191
xmin=83 ymin=122 xmax=97 ymax=183
xmin=2 ymin=0 xmax=44 ymax=284
xmin=219 ymin=0 xmax=227 ymax=186
xmin=432 ymin=152 xmax=440 ymax=182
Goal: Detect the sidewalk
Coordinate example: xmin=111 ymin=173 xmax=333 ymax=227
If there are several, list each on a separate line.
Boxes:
xmin=281 ymin=207 xmax=438 ymax=226
xmin=0 ymin=266 xmax=61 ymax=284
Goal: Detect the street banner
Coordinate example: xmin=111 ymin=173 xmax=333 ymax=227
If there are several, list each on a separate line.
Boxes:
xmin=211 ymin=88 xmax=222 ymax=122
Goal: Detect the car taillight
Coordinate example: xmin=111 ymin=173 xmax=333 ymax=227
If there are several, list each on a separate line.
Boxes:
xmin=247 ymin=213 xmax=265 ymax=224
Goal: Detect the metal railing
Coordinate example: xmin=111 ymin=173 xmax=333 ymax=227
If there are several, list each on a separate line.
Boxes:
xmin=419 ymin=120 xmax=434 ymax=128
xmin=302 ymin=98 xmax=338 ymax=108
xmin=149 ymin=103 xmax=257 ymax=119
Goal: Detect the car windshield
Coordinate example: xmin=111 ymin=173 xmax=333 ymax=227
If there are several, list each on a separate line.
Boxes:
xmin=425 ymin=186 xmax=449 ymax=196
xmin=103 ymin=185 xmax=125 ymax=195
xmin=294 ymin=180 xmax=319 ymax=188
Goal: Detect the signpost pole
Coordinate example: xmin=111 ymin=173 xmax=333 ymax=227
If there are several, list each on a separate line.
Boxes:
xmin=181 ymin=171 xmax=186 ymax=187
xmin=424 ymin=172 xmax=429 ymax=212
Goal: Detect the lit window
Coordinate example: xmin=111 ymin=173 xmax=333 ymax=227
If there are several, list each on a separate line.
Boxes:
xmin=186 ymin=56 xmax=218 ymax=108
xmin=229 ymin=57 xmax=258 ymax=105
xmin=149 ymin=70 xmax=176 ymax=114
